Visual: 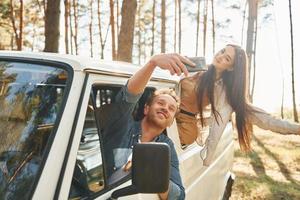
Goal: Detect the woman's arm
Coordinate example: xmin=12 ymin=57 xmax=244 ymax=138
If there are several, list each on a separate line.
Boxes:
xmin=248 ymin=105 xmax=300 ymax=135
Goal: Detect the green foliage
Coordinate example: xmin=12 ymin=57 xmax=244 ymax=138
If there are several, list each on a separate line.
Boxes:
xmin=0 ymin=1 xmax=12 ymax=49
xmin=0 ymin=0 xmax=11 ymax=20
xmin=0 ymin=0 xmax=46 ymax=50
xmin=132 ymin=0 xmax=159 ymax=62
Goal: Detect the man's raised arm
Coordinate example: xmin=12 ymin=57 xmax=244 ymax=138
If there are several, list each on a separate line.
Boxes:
xmin=127 ymin=53 xmax=195 ymax=95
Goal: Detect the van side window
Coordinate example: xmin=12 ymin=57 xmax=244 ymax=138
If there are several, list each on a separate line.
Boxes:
xmin=0 ymin=61 xmax=69 ymax=199
xmin=68 ymin=97 xmax=105 ymax=199
xmin=70 ymin=84 xmax=169 ymax=195
xmin=92 ymin=85 xmax=155 ymax=186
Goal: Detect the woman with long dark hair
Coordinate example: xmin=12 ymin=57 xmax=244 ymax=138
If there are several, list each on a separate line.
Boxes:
xmin=176 ymin=44 xmax=300 ymax=166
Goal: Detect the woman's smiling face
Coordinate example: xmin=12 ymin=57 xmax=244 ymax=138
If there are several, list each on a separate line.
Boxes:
xmin=212 ymin=45 xmax=236 ymax=72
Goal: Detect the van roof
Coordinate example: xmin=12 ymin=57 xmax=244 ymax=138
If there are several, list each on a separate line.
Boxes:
xmin=0 ymin=51 xmax=180 ymax=82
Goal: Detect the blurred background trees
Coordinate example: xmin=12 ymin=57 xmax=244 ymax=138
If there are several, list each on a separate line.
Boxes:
xmin=0 ymin=0 xmax=298 ymax=121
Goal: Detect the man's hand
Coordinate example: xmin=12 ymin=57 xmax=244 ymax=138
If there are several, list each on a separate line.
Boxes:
xmin=128 ymin=53 xmax=195 ymax=95
xmin=158 ymin=189 xmax=169 ymax=200
xmin=148 ymin=53 xmax=196 ymax=77
xmin=122 ymin=160 xmax=132 ymax=172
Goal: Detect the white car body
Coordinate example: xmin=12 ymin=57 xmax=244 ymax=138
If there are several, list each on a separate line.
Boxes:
xmin=0 ymin=51 xmax=234 ymax=200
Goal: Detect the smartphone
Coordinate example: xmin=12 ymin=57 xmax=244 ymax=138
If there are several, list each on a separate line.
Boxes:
xmin=185 ymin=57 xmax=207 ymax=72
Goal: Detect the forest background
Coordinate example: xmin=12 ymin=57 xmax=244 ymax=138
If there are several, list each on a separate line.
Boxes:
xmin=0 ymin=0 xmax=299 ymax=121
xmin=0 ymin=0 xmax=300 ymax=199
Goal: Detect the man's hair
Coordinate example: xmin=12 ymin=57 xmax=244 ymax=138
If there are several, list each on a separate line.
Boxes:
xmin=145 ymin=88 xmax=180 ymax=109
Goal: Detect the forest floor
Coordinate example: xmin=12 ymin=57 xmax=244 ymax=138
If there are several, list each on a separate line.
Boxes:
xmin=231 ymin=126 xmax=300 ymax=200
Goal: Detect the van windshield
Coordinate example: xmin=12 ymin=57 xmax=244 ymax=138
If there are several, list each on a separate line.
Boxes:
xmin=0 ymin=61 xmax=69 ymax=199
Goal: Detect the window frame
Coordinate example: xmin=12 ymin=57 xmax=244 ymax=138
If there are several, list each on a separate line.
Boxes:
xmin=0 ymin=57 xmax=73 ymax=199
xmin=91 ymin=84 xmax=131 ymax=193
xmin=54 ymin=73 xmax=127 ymax=199
xmin=67 ymin=92 xmax=106 ymax=199
xmin=56 ymin=72 xmax=179 ymax=199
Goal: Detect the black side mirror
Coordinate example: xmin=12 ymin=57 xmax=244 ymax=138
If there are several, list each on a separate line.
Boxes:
xmin=185 ymin=57 xmax=207 ymax=72
xmin=110 ymin=143 xmax=170 ymax=199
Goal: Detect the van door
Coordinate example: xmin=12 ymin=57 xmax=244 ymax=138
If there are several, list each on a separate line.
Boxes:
xmin=56 ymin=73 xmax=162 ymax=200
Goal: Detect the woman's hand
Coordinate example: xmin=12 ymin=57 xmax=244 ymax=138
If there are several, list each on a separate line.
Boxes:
xmin=148 ymin=53 xmax=195 ymax=77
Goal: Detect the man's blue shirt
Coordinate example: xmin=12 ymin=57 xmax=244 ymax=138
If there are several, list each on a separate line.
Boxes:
xmin=100 ymin=84 xmax=185 ymax=199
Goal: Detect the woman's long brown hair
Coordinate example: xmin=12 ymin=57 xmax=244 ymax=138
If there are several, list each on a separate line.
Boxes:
xmin=196 ymin=44 xmax=253 ymax=151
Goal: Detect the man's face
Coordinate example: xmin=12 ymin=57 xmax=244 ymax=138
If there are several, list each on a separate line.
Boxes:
xmin=144 ymin=94 xmax=178 ymax=129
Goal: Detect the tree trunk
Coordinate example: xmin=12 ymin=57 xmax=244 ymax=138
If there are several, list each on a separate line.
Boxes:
xmin=161 ymin=0 xmax=166 ymax=53
xmin=97 ymin=0 xmax=104 ymax=58
xmin=246 ymin=0 xmax=258 ymax=98
xmin=10 ymin=0 xmax=23 ymax=50
xmin=211 ymin=0 xmax=215 ymax=54
xmin=72 ymin=0 xmax=78 ymax=54
xmin=64 ymin=0 xmax=69 ymax=54
xmin=203 ymin=0 xmax=208 ymax=56
xmin=89 ymin=0 xmax=94 ymax=57
xmin=10 ymin=0 xmax=18 ymax=50
xmin=288 ymin=0 xmax=299 ymax=122
xmin=241 ymin=0 xmax=247 ymax=46
xmin=110 ymin=0 xmax=117 ymax=60
xmin=43 ymin=0 xmax=46 ymax=17
xmin=151 ymin=0 xmax=156 ymax=55
xmin=116 ymin=0 xmax=120 ymax=43
xmin=195 ymin=0 xmax=201 ymax=56
xmin=19 ymin=0 xmax=23 ymax=51
xmin=44 ymin=0 xmax=61 ymax=52
xmin=250 ymin=13 xmax=258 ymax=102
xmin=69 ymin=0 xmax=74 ymax=54
xmin=178 ymin=0 xmax=181 ymax=53
xmin=117 ymin=0 xmax=137 ymax=62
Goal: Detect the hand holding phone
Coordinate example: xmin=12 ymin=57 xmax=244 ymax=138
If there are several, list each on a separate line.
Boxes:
xmin=185 ymin=57 xmax=207 ymax=72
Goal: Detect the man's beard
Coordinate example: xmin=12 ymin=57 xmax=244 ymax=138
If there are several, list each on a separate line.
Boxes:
xmin=145 ymin=110 xmax=170 ymax=130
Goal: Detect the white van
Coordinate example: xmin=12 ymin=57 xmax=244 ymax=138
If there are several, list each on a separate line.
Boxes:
xmin=0 ymin=51 xmax=234 ymax=200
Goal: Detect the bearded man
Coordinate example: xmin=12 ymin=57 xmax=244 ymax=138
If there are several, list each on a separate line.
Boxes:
xmin=101 ymin=54 xmax=195 ymax=200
